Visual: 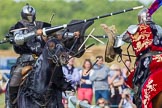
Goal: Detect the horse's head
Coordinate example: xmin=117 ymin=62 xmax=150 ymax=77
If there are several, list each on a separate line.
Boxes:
xmin=44 ymin=38 xmax=68 ymax=65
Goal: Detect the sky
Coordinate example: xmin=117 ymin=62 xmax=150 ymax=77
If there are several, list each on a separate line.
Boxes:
xmin=108 ymin=0 xmax=154 ymax=6
xmin=13 ymin=0 xmax=155 ymax=6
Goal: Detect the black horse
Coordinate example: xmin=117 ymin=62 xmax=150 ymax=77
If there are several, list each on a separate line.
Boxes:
xmin=5 ymin=20 xmax=94 ymax=108
xmin=16 ymin=38 xmax=71 ymax=108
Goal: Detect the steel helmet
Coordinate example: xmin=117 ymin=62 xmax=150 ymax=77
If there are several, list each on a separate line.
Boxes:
xmin=21 ymin=3 xmax=36 ymax=22
xmin=138 ymin=8 xmax=152 ymax=24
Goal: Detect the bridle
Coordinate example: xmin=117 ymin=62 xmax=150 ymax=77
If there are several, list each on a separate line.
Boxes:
xmin=117 ymin=43 xmax=136 ymax=73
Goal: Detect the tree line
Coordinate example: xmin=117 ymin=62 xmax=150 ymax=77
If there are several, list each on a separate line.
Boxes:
xmin=0 ymin=0 xmax=161 ymax=49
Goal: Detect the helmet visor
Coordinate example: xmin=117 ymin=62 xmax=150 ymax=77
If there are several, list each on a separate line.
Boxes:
xmin=27 ymin=15 xmax=34 ymax=22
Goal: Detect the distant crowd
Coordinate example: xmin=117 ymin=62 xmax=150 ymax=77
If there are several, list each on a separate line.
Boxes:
xmin=0 ymin=55 xmax=137 ymax=108
xmin=62 ymin=55 xmax=137 ymax=108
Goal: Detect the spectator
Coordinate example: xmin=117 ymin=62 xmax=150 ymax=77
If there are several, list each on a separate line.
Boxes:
xmin=0 ymin=81 xmax=7 ymax=95
xmin=122 ymin=59 xmax=133 ymax=89
xmin=0 ymin=72 xmax=2 ymax=87
xmin=122 ymin=59 xmax=131 ymax=80
xmin=90 ymin=56 xmax=110 ymax=105
xmin=62 ymin=55 xmax=80 ymax=108
xmin=0 ymin=72 xmax=6 ymax=94
xmin=62 ymin=56 xmax=80 ymax=91
xmin=97 ymin=98 xmax=110 ymax=108
xmin=118 ymin=88 xmax=137 ymax=108
xmin=77 ymin=59 xmax=94 ymax=104
xmin=108 ymin=64 xmax=124 ymax=106
xmin=109 ymin=64 xmax=123 ymax=98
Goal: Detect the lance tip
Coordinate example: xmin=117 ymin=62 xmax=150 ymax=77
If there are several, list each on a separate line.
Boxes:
xmin=133 ymin=5 xmax=144 ymax=10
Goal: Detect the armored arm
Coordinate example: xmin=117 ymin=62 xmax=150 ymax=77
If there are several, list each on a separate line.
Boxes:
xmin=114 ymin=25 xmax=138 ymax=48
xmin=113 ymin=33 xmax=126 ymax=54
xmin=123 ymin=25 xmax=139 ymax=43
xmin=114 ymin=33 xmax=126 ymax=48
xmin=13 ymin=30 xmax=36 ymax=45
xmin=122 ymin=31 xmax=132 ymax=43
xmin=113 ymin=25 xmax=138 ymax=54
xmin=63 ymin=32 xmax=76 ymax=39
xmin=55 ymin=30 xmax=79 ymax=40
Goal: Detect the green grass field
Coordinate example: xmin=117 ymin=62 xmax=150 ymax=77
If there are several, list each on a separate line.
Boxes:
xmin=0 ymin=93 xmax=95 ymax=107
xmin=0 ymin=94 xmax=5 ymax=107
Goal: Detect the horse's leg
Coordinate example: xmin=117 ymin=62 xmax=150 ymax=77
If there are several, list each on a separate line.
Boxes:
xmin=47 ymin=90 xmax=64 ymax=108
xmin=17 ymin=93 xmax=40 ymax=108
xmin=152 ymin=92 xmax=162 ymax=108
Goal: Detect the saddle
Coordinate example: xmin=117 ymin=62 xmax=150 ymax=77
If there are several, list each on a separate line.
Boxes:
xmin=20 ymin=65 xmax=33 ymax=85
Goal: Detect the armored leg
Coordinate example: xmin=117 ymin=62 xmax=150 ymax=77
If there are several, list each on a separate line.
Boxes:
xmin=5 ymin=83 xmax=11 ymax=108
xmin=9 ymin=66 xmax=23 ymax=108
xmin=9 ymin=86 xmax=19 ymax=108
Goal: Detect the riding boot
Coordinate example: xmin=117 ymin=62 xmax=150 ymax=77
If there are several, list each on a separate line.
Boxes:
xmin=9 ymin=86 xmax=19 ymax=108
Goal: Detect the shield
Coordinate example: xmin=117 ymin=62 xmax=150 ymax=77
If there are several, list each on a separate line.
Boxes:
xmin=101 ymin=24 xmax=117 ymax=63
xmin=64 ymin=20 xmax=94 ymax=58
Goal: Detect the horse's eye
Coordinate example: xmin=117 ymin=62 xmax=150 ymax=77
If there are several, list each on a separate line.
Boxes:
xmin=48 ymin=42 xmax=55 ymax=50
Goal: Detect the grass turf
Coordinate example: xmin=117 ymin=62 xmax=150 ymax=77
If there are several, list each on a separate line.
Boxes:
xmin=0 ymin=94 xmax=5 ymax=107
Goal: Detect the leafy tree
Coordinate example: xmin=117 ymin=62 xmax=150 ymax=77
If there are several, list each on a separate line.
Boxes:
xmin=0 ymin=0 xmax=161 ymax=49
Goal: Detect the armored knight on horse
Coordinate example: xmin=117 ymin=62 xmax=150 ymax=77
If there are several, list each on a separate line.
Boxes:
xmin=105 ymin=4 xmax=162 ymax=108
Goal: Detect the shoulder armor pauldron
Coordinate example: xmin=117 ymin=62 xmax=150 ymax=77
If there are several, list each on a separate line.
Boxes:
xmin=127 ymin=25 xmax=139 ymax=35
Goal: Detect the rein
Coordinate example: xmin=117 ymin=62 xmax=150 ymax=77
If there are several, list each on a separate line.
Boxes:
xmin=117 ymin=43 xmax=136 ymax=73
xmin=46 ymin=43 xmax=61 ymax=65
xmin=117 ymin=54 xmax=131 ymax=73
xmin=69 ymin=38 xmax=78 ymax=54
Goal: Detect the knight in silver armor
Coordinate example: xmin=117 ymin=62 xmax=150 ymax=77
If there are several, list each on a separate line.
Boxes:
xmin=5 ymin=4 xmax=52 ymax=108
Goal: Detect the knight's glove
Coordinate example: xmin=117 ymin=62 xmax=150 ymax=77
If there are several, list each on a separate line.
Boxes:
xmin=5 ymin=33 xmax=14 ymax=44
xmin=36 ymin=29 xmax=43 ymax=36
